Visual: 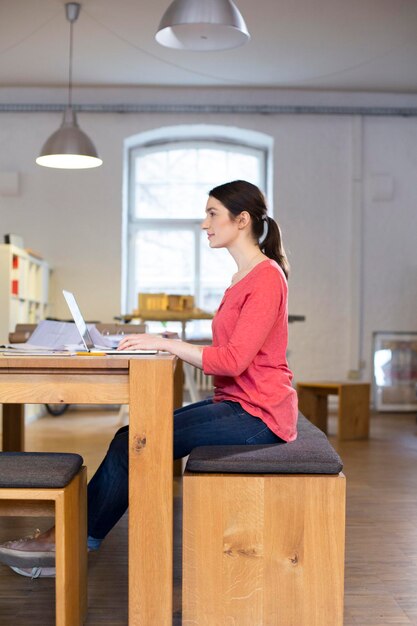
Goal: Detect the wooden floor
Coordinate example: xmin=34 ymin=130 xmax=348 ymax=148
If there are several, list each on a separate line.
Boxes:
xmin=0 ymin=407 xmax=416 ymax=625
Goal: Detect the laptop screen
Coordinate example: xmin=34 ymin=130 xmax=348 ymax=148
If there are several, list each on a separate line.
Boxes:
xmin=62 ymin=290 xmax=95 ymax=350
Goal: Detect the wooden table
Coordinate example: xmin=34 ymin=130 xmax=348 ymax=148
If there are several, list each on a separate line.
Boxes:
xmin=296 ymin=381 xmax=370 ymax=440
xmin=119 ymin=311 xmax=306 ymax=340
xmin=0 ymin=353 xmax=183 ymax=626
xmin=119 ymin=309 xmax=214 ymax=340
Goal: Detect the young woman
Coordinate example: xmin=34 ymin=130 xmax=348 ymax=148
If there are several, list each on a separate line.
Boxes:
xmin=0 ymin=179 xmax=298 ymax=577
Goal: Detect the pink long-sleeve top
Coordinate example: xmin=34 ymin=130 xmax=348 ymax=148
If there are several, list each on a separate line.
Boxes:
xmin=202 ymin=259 xmax=298 ymax=442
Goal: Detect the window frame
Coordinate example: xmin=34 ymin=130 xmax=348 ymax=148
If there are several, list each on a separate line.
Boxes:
xmin=126 ymin=219 xmax=203 ymax=313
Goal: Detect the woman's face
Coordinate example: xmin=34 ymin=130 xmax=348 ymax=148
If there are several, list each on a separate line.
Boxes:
xmin=201 ymin=196 xmax=239 ymax=249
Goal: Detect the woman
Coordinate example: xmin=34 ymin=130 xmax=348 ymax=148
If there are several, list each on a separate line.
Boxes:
xmin=0 ymin=179 xmax=298 ymax=578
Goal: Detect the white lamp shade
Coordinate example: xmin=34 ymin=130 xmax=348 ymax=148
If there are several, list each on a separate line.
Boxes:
xmin=36 ymin=108 xmax=102 ymax=169
xmin=155 ymin=0 xmax=250 ymax=50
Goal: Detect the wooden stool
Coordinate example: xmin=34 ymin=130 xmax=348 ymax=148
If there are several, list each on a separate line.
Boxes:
xmin=0 ymin=452 xmax=87 ymax=626
xmin=183 ymin=415 xmax=346 ymax=626
xmin=297 ymin=381 xmax=370 ymax=440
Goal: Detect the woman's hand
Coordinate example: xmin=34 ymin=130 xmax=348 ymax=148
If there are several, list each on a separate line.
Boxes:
xmin=117 ymin=333 xmax=205 ymax=369
xmin=117 ymin=333 xmax=164 ymax=352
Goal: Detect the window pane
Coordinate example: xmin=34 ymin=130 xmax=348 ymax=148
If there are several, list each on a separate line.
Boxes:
xmin=200 ymin=232 xmax=236 ymax=312
xmin=226 ymin=153 xmax=261 ymax=182
xmin=135 ymin=182 xmax=208 ymax=220
xmin=135 ymin=151 xmax=167 ymax=183
xmin=196 ymin=149 xmax=228 ymax=182
xmin=133 ymin=229 xmax=195 ymax=298
xmin=132 ymin=144 xmax=263 ymax=219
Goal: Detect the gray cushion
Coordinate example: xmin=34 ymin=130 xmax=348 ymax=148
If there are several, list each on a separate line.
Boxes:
xmin=0 ymin=452 xmax=83 ymax=488
xmin=185 ymin=413 xmax=343 ymax=475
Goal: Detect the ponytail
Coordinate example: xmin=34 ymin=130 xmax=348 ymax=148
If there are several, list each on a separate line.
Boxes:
xmin=260 ymin=216 xmax=290 ymax=279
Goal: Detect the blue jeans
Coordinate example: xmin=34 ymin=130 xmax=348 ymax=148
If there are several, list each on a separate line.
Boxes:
xmin=87 ymin=399 xmax=284 ymax=540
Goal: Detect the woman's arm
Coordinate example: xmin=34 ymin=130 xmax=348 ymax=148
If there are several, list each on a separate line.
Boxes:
xmin=203 ymin=269 xmax=284 ymax=377
xmin=117 ymin=334 xmax=204 ymax=369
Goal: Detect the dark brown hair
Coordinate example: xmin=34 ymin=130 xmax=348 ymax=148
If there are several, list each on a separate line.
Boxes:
xmin=209 ymin=180 xmax=289 ymax=278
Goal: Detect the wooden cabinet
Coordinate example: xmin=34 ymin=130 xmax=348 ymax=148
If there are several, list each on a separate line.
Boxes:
xmin=0 ymin=244 xmax=50 ymax=344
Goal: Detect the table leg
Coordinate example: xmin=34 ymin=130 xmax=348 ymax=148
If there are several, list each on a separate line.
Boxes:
xmin=2 ymin=404 xmax=25 ymax=451
xmin=338 ymin=384 xmax=370 ymax=440
xmin=173 ymin=359 xmax=184 ymax=411
xmin=297 ymin=388 xmax=328 ymax=434
xmin=128 ymin=359 xmax=174 ymax=626
xmin=173 ymin=360 xmax=184 ymax=477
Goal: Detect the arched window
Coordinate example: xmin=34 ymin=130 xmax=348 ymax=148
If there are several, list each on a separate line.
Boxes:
xmin=123 ymin=125 xmax=272 ymax=337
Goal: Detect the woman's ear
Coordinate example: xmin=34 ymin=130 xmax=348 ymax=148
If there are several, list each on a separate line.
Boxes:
xmin=237 ymin=211 xmax=251 ymax=229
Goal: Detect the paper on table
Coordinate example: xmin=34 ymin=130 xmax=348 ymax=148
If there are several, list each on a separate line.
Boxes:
xmin=25 ymin=320 xmax=84 ymax=349
xmin=1 ymin=319 xmax=115 ymax=352
xmin=87 ymin=326 xmax=117 ymax=348
xmin=0 ymin=350 xmax=76 ymax=356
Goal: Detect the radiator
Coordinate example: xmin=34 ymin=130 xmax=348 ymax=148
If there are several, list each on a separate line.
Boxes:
xmin=193 ymin=367 xmax=213 ymax=391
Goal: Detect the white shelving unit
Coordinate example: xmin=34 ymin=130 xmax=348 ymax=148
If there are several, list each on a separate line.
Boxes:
xmin=0 ymin=244 xmax=51 ymax=423
xmin=0 ymin=243 xmax=50 ymax=344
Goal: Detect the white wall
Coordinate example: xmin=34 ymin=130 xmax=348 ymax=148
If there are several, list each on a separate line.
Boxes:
xmin=1 ymin=88 xmax=416 ymax=385
xmin=362 ymin=117 xmax=417 ymax=378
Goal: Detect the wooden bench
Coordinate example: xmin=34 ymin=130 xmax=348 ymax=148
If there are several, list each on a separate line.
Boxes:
xmin=0 ymin=452 xmax=87 ymax=626
xmin=182 ymin=414 xmax=345 ymax=626
xmin=297 ymin=381 xmax=370 ymax=440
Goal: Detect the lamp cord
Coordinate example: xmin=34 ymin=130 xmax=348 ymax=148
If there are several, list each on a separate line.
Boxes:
xmin=68 ymin=18 xmax=74 ymax=108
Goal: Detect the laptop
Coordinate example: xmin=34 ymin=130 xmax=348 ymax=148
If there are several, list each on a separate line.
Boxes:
xmin=62 ymin=290 xmax=157 ymax=355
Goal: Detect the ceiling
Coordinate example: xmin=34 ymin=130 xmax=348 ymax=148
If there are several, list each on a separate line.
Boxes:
xmin=1 ymin=0 xmax=417 ymax=93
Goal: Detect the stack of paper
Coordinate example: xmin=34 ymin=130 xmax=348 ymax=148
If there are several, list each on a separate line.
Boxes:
xmin=0 ymin=320 xmax=111 ymax=356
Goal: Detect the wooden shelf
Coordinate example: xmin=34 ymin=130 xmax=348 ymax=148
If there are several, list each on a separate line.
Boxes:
xmin=0 ymin=244 xmax=50 ymax=344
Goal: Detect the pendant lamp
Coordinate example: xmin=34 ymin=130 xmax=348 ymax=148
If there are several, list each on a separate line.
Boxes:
xmin=36 ymin=3 xmax=102 ymax=169
xmin=155 ymin=0 xmax=250 ymax=51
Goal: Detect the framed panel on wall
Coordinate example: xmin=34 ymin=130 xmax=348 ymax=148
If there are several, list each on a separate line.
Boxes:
xmin=372 ymin=331 xmax=417 ymax=411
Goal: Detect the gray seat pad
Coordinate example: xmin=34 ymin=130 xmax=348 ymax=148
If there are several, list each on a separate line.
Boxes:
xmin=185 ymin=413 xmax=343 ymax=474
xmin=0 ymin=452 xmax=83 ymax=488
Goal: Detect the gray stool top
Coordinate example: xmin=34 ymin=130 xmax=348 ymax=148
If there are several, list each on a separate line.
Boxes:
xmin=0 ymin=452 xmax=83 ymax=488
xmin=185 ymin=414 xmax=343 ymax=475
